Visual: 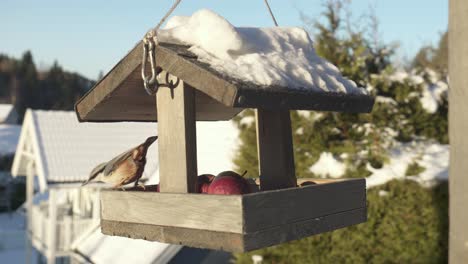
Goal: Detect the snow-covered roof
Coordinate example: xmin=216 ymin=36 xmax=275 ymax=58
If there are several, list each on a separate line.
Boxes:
xmin=11 ymin=109 xmax=239 ymax=192
xmin=11 ymin=110 xmax=159 ymax=191
xmin=159 ymin=9 xmax=366 ymax=94
xmin=74 ymin=225 xmax=182 ymax=264
xmin=0 ymin=124 xmax=21 ymax=156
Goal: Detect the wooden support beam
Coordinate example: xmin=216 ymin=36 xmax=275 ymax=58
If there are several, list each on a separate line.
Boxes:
xmin=449 ymin=0 xmax=468 ymax=262
xmin=255 ymin=109 xmax=296 ymax=191
xmin=157 ymin=72 xmax=198 ymax=193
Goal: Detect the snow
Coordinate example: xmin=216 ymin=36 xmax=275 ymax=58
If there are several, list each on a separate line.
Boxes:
xmin=239 ymin=116 xmax=255 ymax=126
xmin=309 ymin=152 xmax=346 ymax=178
xmin=158 ymin=9 xmax=366 ymax=94
xmin=366 ymin=141 xmax=448 ymax=188
xmin=195 ymin=121 xmax=239 ymax=175
xmin=0 ymin=124 xmax=21 ymax=156
xmin=378 ymin=190 xmax=389 ymax=197
xmin=387 ymin=70 xmax=448 ymax=113
xmin=420 ymin=81 xmax=448 ymax=113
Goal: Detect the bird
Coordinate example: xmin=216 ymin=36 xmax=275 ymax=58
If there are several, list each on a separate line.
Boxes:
xmin=81 ymin=136 xmax=158 ymax=190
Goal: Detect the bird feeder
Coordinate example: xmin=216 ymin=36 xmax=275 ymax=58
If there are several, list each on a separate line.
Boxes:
xmin=75 ymin=41 xmax=373 ymax=252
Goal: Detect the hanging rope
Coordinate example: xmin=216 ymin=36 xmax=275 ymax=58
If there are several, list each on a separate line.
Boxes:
xmin=142 ymin=0 xmax=182 ymax=95
xmin=263 ymin=0 xmax=279 ymax=26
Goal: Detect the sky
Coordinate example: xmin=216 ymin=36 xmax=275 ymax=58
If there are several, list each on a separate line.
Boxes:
xmin=0 ymin=0 xmax=448 ymax=80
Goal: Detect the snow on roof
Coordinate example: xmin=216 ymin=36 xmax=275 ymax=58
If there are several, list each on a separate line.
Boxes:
xmin=158 ymin=9 xmax=366 ymax=94
xmin=0 ymin=104 xmax=14 ymax=122
xmin=0 ymin=124 xmax=21 ymax=156
xmin=75 ymin=226 xmax=182 ymax=264
xmin=11 ymin=110 xmax=159 ymax=189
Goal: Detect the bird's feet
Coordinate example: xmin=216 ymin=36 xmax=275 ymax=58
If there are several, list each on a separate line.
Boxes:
xmin=137 ymin=183 xmax=146 ymax=190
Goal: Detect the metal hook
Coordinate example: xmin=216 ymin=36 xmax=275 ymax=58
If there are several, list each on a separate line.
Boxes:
xmin=141 ymin=39 xmax=159 ymax=95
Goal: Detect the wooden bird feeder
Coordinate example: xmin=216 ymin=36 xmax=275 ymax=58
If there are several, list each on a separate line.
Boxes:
xmin=75 ymin=41 xmax=374 ymax=252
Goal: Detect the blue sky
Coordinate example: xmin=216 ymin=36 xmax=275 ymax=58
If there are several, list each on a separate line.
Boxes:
xmin=0 ymin=0 xmax=447 ymax=80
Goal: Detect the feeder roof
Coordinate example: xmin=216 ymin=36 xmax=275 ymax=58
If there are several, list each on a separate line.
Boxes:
xmin=75 ymin=10 xmax=374 ymax=122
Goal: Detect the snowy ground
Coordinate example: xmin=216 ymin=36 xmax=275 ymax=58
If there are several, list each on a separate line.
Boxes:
xmin=0 ymin=212 xmax=28 ymax=262
xmin=0 ymin=124 xmax=21 ymax=156
xmin=308 ymin=141 xmax=449 ymax=188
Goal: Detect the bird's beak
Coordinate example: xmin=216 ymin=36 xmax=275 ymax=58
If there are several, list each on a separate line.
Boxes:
xmin=145 ymin=136 xmax=158 ymax=147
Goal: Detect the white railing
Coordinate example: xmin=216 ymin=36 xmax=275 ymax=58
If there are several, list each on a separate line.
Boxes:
xmin=30 ymin=205 xmax=94 ymax=254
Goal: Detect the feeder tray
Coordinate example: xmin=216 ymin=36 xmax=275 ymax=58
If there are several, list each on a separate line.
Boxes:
xmin=75 ymin=40 xmax=374 ymax=252
xmin=101 ymin=179 xmax=365 ymax=252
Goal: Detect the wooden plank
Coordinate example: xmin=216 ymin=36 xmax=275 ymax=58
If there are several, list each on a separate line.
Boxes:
xmin=157 ymin=73 xmax=198 ymax=193
xmin=101 ymin=206 xmax=366 ymax=253
xmin=242 ymin=178 xmax=366 ymax=232
xmin=256 ymin=109 xmax=296 ymax=190
xmin=234 ymin=87 xmax=374 ymax=113
xmin=243 ymin=207 xmax=366 ymax=251
xmin=75 ymin=41 xmax=143 ymax=121
xmin=101 ymin=220 xmax=245 ymax=252
xmin=449 ymin=0 xmax=468 ymax=262
xmin=100 ymin=191 xmax=243 ymax=233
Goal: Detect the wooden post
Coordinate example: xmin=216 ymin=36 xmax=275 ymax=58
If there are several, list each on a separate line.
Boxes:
xmin=255 ymin=109 xmax=296 ymax=190
xmin=47 ymin=189 xmax=57 ymax=264
xmin=449 ymin=0 xmax=468 ymax=262
xmin=157 ymin=72 xmax=198 ymax=193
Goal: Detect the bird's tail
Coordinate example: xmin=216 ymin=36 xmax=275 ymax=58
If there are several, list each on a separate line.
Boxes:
xmin=82 ymin=162 xmax=106 ymax=186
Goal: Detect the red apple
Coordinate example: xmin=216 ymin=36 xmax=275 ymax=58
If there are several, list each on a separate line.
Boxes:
xmin=198 ymin=174 xmax=215 ymax=193
xmin=207 ymin=171 xmax=250 ymax=195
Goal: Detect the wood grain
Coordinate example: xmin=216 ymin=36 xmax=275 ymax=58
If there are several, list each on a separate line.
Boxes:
xmin=243 ymin=206 xmax=366 ymax=251
xmin=101 ymin=191 xmax=243 ymax=233
xmin=242 ymin=178 xmax=366 ymax=233
xmin=157 ymin=74 xmax=198 ymax=193
xmin=256 ymin=109 xmax=297 ymax=190
xmin=101 ymin=220 xmax=245 ymax=252
xmin=449 ymin=0 xmax=468 ymax=262
xmin=101 ymin=206 xmax=366 ymax=252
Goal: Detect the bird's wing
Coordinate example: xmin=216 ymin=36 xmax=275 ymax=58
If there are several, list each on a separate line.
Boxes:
xmin=102 ymin=149 xmax=133 ymax=177
xmin=82 ymin=162 xmax=107 ymax=186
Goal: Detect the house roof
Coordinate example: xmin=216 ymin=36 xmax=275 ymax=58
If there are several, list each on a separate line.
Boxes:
xmin=75 ymin=42 xmax=374 ymax=122
xmin=11 ymin=110 xmax=159 ymax=191
xmin=74 ymin=224 xmax=182 ymax=264
xmin=11 ymin=109 xmax=239 ymax=191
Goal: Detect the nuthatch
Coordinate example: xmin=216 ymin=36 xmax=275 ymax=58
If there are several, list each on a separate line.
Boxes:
xmin=82 ymin=136 xmax=158 ymax=189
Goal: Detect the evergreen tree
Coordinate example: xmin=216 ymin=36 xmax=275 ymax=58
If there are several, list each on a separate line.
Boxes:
xmin=14 ymin=51 xmax=38 ymax=121
xmin=413 ymin=31 xmax=448 ymax=75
